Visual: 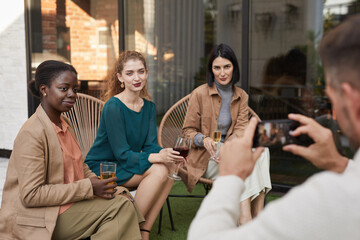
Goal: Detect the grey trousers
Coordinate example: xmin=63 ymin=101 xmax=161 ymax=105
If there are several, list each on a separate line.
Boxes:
xmin=52 ymin=193 xmax=144 ymax=240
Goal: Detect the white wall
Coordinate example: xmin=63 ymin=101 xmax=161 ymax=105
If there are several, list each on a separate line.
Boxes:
xmin=0 ymin=0 xmax=28 ymax=150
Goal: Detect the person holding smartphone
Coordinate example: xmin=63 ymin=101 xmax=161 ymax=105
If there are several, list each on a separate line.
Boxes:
xmin=182 ymin=43 xmax=272 ymax=224
xmin=188 ymin=15 xmax=360 ymax=240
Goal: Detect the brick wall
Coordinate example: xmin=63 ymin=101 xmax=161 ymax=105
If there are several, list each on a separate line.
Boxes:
xmin=67 ymin=0 xmax=118 ymax=81
xmin=40 ymin=0 xmax=119 ymax=81
xmin=42 ymin=0 xmax=57 ymax=53
xmin=0 ymin=0 xmax=120 ymax=150
xmin=0 ymin=0 xmax=28 ymax=150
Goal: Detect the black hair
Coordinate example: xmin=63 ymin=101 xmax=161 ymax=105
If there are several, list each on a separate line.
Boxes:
xmin=28 ymin=60 xmax=77 ymax=98
xmin=206 ymin=43 xmax=240 ymax=87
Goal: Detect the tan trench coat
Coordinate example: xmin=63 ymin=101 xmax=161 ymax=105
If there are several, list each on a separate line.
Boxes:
xmin=182 ymin=83 xmax=249 ymax=192
xmin=0 ymin=105 xmax=97 ymax=240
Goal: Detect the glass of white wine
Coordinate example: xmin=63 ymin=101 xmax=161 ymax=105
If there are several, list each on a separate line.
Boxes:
xmin=209 ymin=125 xmax=222 ymax=161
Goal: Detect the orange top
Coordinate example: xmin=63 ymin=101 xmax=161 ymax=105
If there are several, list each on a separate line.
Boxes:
xmin=52 ymin=118 xmax=84 ymax=215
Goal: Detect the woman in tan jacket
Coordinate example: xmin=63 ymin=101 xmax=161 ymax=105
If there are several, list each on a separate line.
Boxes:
xmin=0 ymin=60 xmax=143 ymax=240
xmin=183 ymin=44 xmax=271 ymax=224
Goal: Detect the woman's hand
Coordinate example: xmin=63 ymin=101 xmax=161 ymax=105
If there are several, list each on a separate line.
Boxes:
xmin=203 ymin=137 xmax=217 ymax=157
xmin=149 ymin=148 xmax=184 ymax=164
xmin=90 ymin=177 xmax=118 ymax=199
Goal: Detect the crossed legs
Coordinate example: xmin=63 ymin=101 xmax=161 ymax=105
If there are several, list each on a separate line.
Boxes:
xmin=122 ymin=163 xmax=174 ymax=240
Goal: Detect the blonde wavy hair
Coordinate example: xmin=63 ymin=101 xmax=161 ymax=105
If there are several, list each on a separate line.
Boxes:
xmin=103 ymin=50 xmax=152 ymax=101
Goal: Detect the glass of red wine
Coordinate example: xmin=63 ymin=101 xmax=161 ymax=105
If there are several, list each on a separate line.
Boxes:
xmin=168 ymin=136 xmax=191 ymax=180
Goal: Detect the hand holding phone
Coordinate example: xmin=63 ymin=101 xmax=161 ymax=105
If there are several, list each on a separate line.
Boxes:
xmin=283 ymin=114 xmax=349 ymax=173
xmin=253 ymin=119 xmax=314 ymax=148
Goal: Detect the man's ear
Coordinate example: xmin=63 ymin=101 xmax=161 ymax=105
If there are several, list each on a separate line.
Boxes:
xmin=341 ymin=82 xmax=360 ymax=122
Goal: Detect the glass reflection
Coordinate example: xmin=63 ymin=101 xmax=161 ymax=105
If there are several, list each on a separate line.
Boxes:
xmin=249 ymin=0 xmax=359 ymax=185
xmin=29 ymin=0 xmax=119 ymax=98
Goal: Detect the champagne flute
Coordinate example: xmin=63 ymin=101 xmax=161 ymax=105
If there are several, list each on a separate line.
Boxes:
xmin=209 ymin=124 xmax=222 ymax=161
xmin=168 ymin=136 xmax=191 ymax=180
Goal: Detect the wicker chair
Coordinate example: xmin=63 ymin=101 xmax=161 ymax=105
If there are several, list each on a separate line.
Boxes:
xmin=62 ymin=93 xmax=105 ymax=157
xmin=63 ymin=93 xmax=174 ymax=235
xmin=156 ymin=94 xmax=261 ymax=233
xmin=157 ymin=94 xmax=261 ymax=187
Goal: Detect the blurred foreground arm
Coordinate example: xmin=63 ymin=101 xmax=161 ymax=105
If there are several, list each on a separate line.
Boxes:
xmin=283 ymin=114 xmax=349 ymax=173
xmin=188 ymin=118 xmax=266 ymax=239
xmin=188 ymin=117 xmax=357 ymax=240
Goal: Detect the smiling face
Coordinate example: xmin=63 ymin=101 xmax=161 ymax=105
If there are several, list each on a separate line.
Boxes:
xmin=117 ymin=58 xmax=148 ymax=94
xmin=40 ymin=70 xmax=79 ymax=115
xmin=212 ymin=57 xmax=234 ymax=86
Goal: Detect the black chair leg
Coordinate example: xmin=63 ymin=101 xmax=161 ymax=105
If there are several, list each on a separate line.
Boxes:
xmin=166 ymin=197 xmax=175 ymax=231
xmin=157 ymin=207 xmax=163 ymax=235
xmin=203 ymin=184 xmax=210 ymax=194
xmin=264 ymin=193 xmax=267 ymax=206
xmin=157 ymin=197 xmax=175 ymax=235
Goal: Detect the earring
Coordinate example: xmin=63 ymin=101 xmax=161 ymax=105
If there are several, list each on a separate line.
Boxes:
xmin=43 ymin=93 xmax=47 ymax=97
xmin=120 ymin=82 xmax=124 ymax=88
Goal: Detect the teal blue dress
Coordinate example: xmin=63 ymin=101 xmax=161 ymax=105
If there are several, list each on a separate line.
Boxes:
xmin=85 ymin=97 xmax=162 ymax=184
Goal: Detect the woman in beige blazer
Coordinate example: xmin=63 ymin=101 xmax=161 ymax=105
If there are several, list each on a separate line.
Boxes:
xmin=0 ymin=60 xmax=143 ymax=240
xmin=183 ymin=44 xmax=271 ymax=224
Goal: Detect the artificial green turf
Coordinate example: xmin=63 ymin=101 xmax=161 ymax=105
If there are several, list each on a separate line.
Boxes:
xmin=149 ymin=181 xmax=283 ymax=240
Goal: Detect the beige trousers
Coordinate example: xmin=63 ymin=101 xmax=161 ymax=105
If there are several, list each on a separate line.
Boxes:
xmin=52 ymin=193 xmax=144 ymax=240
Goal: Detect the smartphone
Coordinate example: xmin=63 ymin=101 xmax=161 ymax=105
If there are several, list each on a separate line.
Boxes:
xmin=252 ymin=119 xmax=314 ymax=148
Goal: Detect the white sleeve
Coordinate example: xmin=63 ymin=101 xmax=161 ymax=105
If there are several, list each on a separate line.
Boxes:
xmin=343 ymin=158 xmax=353 ymax=173
xmin=187 ymin=175 xmax=245 ymax=240
xmin=188 ymin=171 xmax=356 ymax=240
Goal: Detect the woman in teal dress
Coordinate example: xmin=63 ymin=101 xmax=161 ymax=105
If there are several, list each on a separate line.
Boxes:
xmin=85 ymin=51 xmax=182 ymax=240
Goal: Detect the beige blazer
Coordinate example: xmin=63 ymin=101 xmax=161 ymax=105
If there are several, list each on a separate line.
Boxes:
xmin=0 ymin=105 xmax=97 ymax=240
xmin=182 ymin=83 xmax=249 ymax=192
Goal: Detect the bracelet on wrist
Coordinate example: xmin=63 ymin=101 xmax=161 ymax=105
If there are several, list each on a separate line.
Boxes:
xmin=202 ymin=135 xmax=210 ymax=141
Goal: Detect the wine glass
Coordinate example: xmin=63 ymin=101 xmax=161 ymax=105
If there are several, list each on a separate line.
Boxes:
xmin=168 ymin=136 xmax=191 ymax=180
xmin=209 ymin=125 xmax=222 ymax=161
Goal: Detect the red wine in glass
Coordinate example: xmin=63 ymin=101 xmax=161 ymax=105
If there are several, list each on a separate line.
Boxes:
xmin=168 ymin=136 xmax=191 ymax=180
xmin=173 ymin=147 xmax=189 ymax=158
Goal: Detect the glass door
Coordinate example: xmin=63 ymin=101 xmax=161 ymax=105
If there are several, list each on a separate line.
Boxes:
xmin=124 ymin=0 xmax=243 ymax=114
xmin=248 ymin=0 xmax=359 ymax=185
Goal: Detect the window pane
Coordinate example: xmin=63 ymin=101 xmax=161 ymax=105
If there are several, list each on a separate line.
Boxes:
xmin=29 ymin=0 xmax=119 ymax=98
xmin=124 ymin=0 xmax=243 ymax=114
xmin=249 ymin=0 xmax=359 ymax=185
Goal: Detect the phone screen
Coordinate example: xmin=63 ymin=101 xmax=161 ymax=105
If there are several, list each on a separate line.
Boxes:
xmin=253 ymin=119 xmax=313 ymax=148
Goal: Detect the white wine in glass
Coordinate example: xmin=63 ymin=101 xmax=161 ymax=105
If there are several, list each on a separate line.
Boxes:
xmin=212 ymin=131 xmax=221 ymax=143
xmin=209 ymin=125 xmax=222 ymax=161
